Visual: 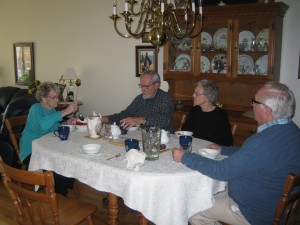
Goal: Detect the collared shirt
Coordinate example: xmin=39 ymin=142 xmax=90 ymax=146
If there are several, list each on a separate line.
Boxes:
xmin=257 ymin=117 xmax=292 ymax=133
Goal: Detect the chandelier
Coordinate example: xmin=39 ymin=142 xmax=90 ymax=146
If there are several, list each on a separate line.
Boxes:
xmin=110 ymin=0 xmax=203 ymax=49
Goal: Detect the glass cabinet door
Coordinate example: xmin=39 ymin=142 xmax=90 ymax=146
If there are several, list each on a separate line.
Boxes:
xmin=166 ymin=37 xmax=193 ymax=73
xmin=236 ymin=18 xmax=271 ymax=77
xmin=197 ymin=20 xmax=231 ymax=76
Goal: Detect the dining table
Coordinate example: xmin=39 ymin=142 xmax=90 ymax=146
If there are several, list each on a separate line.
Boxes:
xmin=28 ymin=126 xmax=227 ymax=225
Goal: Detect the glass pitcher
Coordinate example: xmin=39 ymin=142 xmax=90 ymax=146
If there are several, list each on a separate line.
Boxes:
xmin=141 ymin=126 xmax=161 ymax=161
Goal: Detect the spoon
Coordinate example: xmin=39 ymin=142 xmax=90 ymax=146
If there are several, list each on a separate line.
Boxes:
xmin=106 ymin=153 xmax=121 ymax=160
xmin=78 ymin=114 xmax=85 ymax=121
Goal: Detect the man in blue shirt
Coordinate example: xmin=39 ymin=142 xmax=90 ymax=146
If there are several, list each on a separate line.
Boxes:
xmin=102 ymin=70 xmax=174 ymax=132
xmin=172 ymin=81 xmax=300 ymax=225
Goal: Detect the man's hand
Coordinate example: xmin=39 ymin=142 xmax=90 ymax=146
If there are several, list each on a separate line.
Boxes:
xmin=120 ymin=117 xmax=145 ymax=129
xmin=172 ymin=147 xmax=185 ymax=163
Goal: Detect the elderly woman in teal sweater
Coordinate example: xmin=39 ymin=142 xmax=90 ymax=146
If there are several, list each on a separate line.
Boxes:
xmin=20 ymin=81 xmax=77 ymax=195
xmin=172 ymin=81 xmax=300 ymax=225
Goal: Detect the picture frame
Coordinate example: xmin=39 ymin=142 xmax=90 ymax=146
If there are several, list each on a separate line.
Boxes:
xmin=135 ymin=45 xmax=157 ymax=77
xmin=13 ymin=42 xmax=35 ymax=85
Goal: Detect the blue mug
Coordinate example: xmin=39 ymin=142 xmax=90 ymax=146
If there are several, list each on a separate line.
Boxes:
xmin=120 ymin=125 xmax=128 ymax=135
xmin=179 ymin=135 xmax=193 ymax=152
xmin=125 ymin=138 xmax=140 ymax=152
xmin=54 ymin=125 xmax=70 ymax=141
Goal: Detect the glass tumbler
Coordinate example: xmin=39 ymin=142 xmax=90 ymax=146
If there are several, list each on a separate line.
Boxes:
xmin=141 ymin=126 xmax=161 ymax=161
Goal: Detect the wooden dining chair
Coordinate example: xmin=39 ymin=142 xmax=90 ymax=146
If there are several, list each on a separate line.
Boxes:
xmin=4 ymin=115 xmax=28 ymax=170
xmin=5 ymin=114 xmax=80 ymax=198
xmin=230 ymin=123 xmax=237 ymax=136
xmin=173 ymin=111 xmax=187 ymax=131
xmin=0 ymin=156 xmax=97 ymax=225
xmin=273 ymin=173 xmax=300 ymax=225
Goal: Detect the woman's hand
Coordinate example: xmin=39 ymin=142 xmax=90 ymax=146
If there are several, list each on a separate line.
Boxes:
xmin=66 ymin=117 xmax=77 ymax=125
xmin=172 ymin=148 xmax=185 ymax=163
xmin=61 ymin=103 xmax=78 ymax=117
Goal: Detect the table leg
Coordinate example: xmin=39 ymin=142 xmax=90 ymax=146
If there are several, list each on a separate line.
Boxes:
xmin=139 ymin=213 xmax=148 ymax=225
xmin=108 ymin=193 xmax=119 ymax=225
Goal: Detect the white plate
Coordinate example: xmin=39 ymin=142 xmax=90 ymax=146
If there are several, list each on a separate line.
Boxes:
xmin=256 ymin=28 xmax=269 ymax=46
xmin=239 ymin=30 xmax=255 ymax=51
xmin=200 ymin=56 xmax=210 ymax=73
xmin=211 ymin=54 xmax=226 ymax=74
xmin=201 ymin=32 xmax=212 ymax=51
xmin=173 ymin=54 xmax=191 ymax=71
xmin=213 ymin=28 xmax=227 ymax=50
xmin=238 ymin=54 xmax=254 ymax=74
xmin=255 ymin=55 xmax=268 ymax=75
xmin=81 ymin=144 xmax=102 ymax=154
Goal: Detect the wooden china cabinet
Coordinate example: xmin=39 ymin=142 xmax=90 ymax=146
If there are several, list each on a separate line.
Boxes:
xmin=163 ymin=2 xmax=288 ymax=146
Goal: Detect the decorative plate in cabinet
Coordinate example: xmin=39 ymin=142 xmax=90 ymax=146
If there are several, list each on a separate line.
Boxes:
xmin=201 ymin=32 xmax=212 ymax=51
xmin=213 ymin=28 xmax=227 ymax=51
xmin=255 ymin=55 xmax=268 ymax=75
xmin=238 ymin=54 xmax=254 ymax=74
xmin=201 ymin=56 xmax=210 ymax=73
xmin=239 ymin=30 xmax=255 ymax=52
xmin=173 ymin=54 xmax=191 ymax=71
xmin=211 ymin=54 xmax=226 ymax=74
xmin=256 ymin=29 xmax=269 ymax=52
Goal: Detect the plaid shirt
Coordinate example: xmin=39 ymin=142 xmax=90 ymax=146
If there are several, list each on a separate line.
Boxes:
xmin=108 ymin=89 xmax=174 ymax=132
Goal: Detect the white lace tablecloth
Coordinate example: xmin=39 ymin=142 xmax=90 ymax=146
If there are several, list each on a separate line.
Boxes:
xmin=29 ymin=129 xmax=226 ymax=225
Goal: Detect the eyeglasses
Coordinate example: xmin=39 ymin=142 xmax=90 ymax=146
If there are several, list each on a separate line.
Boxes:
xmin=194 ymin=92 xmax=205 ymax=97
xmin=47 ymin=96 xmax=59 ymax=100
xmin=251 ymin=98 xmax=265 ymax=105
xmin=138 ymin=83 xmax=155 ymax=89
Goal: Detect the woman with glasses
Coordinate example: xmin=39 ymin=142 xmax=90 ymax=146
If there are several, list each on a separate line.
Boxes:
xmin=182 ymin=79 xmax=233 ymax=146
xmin=20 ymin=81 xmax=77 ymax=195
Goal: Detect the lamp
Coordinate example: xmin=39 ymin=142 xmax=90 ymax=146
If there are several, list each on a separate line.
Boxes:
xmin=110 ymin=0 xmax=203 ymax=49
xmin=59 ymin=68 xmax=81 ymax=102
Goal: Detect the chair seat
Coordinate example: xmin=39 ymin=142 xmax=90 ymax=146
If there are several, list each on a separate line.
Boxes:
xmin=16 ymin=195 xmax=96 ymax=225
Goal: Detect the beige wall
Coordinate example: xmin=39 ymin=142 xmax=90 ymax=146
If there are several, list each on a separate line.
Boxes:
xmin=0 ymin=0 xmax=299 ymax=126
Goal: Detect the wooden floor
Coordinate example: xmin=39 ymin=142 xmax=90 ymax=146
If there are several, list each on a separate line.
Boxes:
xmin=0 ymin=179 xmax=154 ymax=225
xmin=1 ymin=179 xmax=300 ymax=225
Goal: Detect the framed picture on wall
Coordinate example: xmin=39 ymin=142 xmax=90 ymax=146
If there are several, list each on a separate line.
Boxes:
xmin=13 ymin=42 xmax=35 ymax=85
xmin=135 ymin=45 xmax=157 ymax=77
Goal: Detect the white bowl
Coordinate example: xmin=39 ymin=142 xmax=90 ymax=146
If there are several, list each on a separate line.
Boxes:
xmin=64 ymin=124 xmax=75 ymax=132
xmin=128 ymin=126 xmax=139 ymax=132
xmin=76 ymin=124 xmax=88 ymax=132
xmin=175 ymin=131 xmax=193 ymax=138
xmin=197 ymin=148 xmax=219 ymax=159
xmin=81 ymin=144 xmax=102 ymax=154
